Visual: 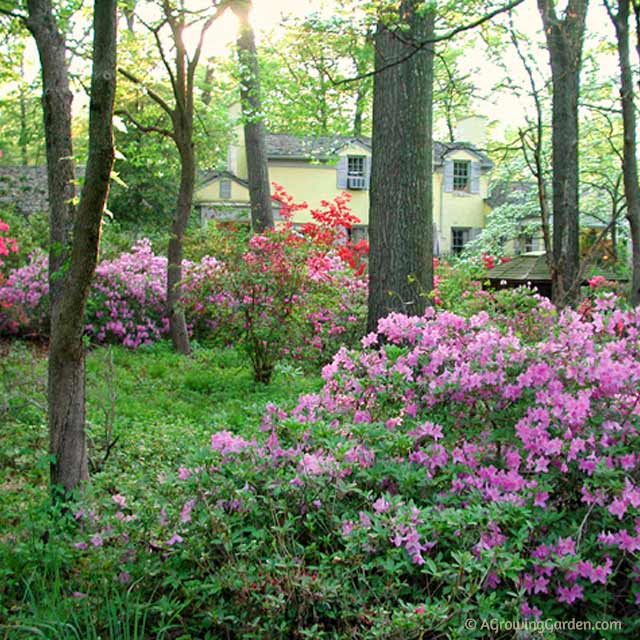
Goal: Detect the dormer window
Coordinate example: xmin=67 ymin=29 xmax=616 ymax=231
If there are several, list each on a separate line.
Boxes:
xmin=347 ymin=156 xmax=367 ymax=189
xmin=453 ymin=160 xmax=471 ymax=192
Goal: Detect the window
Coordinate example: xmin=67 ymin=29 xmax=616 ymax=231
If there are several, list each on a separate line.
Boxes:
xmin=451 ymin=227 xmax=471 ymax=255
xmin=453 ymin=160 xmax=471 ymax=192
xmin=219 ymin=180 xmax=231 ymax=199
xmin=347 ymin=156 xmax=366 ymax=189
xmin=522 ymin=234 xmax=542 ymax=253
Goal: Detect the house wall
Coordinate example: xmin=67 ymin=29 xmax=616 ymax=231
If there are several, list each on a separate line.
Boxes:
xmin=195 ymin=177 xmax=249 ymax=203
xmin=269 ymin=144 xmax=371 ymax=224
xmin=436 ymin=148 xmax=490 ymax=254
xmin=195 ymin=146 xmax=490 ymax=253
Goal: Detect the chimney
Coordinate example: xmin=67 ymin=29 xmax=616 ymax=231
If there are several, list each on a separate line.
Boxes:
xmin=455 ymin=115 xmax=488 ymax=150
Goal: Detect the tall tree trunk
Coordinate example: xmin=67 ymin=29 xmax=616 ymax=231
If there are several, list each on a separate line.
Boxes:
xmin=27 ymin=0 xmax=118 ymax=493
xmin=537 ymin=0 xmax=589 ymax=307
xmin=367 ymin=1 xmax=435 ymax=333
xmin=233 ymin=0 xmax=273 ymax=233
xmin=26 ymin=0 xmax=76 ymax=322
xmin=19 ymin=54 xmax=29 ymax=165
xmin=608 ymin=0 xmax=640 ymax=306
xmin=167 ymin=133 xmax=193 ymax=354
xmin=202 ymin=65 xmax=214 ymax=106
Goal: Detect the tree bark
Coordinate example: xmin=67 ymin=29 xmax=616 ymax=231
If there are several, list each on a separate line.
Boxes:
xmin=118 ymin=4 xmax=224 ymax=354
xmin=367 ymin=0 xmax=435 ymax=333
xmin=537 ymin=0 xmax=589 ymax=307
xmin=608 ymin=0 xmax=640 ymax=306
xmin=27 ymin=0 xmax=118 ymax=493
xmin=167 ymin=132 xmax=194 ymax=354
xmin=233 ymin=0 xmax=273 ymax=233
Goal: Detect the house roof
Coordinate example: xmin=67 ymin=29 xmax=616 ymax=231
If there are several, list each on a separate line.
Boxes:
xmin=265 ymin=133 xmax=371 ymax=160
xmin=435 ymin=142 xmax=493 ymax=169
xmin=263 ymin=133 xmax=493 ymax=169
xmin=485 ymin=252 xmax=626 ymax=283
xmin=197 ymin=169 xmax=249 ymax=188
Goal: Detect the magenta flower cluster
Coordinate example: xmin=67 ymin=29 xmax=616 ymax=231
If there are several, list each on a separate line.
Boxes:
xmin=72 ymin=298 xmax=640 ymax=625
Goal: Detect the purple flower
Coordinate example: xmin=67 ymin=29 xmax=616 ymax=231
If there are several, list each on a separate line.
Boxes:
xmin=167 ymin=533 xmax=184 ymax=546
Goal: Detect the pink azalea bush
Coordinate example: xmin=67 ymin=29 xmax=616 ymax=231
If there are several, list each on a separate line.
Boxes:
xmin=68 ymin=297 xmax=639 ymax=637
xmin=0 ymin=218 xmax=367 ymax=373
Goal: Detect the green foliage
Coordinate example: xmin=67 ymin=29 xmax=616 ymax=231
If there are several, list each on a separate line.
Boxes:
xmin=0 ymin=340 xmax=322 ymax=635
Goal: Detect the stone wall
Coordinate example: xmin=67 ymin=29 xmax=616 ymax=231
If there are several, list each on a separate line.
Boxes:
xmin=0 ymin=165 xmax=50 ymax=216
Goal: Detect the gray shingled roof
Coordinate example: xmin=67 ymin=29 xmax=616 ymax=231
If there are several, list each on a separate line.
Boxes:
xmin=265 ymin=133 xmax=370 ymax=160
xmin=486 ymin=253 xmax=626 ymax=283
xmin=264 ymin=133 xmax=493 ymax=169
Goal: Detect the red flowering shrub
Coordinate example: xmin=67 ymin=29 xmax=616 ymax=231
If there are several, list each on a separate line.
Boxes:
xmin=182 ymin=185 xmax=368 ymax=381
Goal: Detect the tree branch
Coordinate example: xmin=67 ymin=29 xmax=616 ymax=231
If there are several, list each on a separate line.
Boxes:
xmin=114 ymin=108 xmax=175 ymax=140
xmin=117 ymin=67 xmax=175 ymax=119
xmin=332 ymin=0 xmax=526 ymax=86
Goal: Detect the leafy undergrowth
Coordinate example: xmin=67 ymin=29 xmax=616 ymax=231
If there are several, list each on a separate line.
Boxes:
xmin=0 ymin=341 xmax=321 ymax=639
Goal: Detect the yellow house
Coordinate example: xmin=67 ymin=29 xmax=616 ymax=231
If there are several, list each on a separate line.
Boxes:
xmin=194 ymin=113 xmax=493 ymax=255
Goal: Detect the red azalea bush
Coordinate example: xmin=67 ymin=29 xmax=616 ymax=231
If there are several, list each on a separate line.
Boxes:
xmin=64 ymin=297 xmax=639 ymax=638
xmin=182 ymin=185 xmax=368 ymax=381
xmin=0 ymin=219 xmax=18 ymax=272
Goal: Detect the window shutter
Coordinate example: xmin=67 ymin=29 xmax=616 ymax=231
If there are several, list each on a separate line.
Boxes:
xmin=363 ymin=156 xmax=371 ymax=190
xmin=443 ymin=159 xmax=454 ymax=193
xmin=471 ymin=161 xmax=481 ymax=194
xmin=471 ymin=227 xmax=483 ymax=240
xmin=336 ymin=156 xmax=348 ymax=189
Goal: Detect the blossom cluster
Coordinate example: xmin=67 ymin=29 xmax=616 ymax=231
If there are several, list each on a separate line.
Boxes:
xmin=71 ymin=298 xmax=639 ymax=632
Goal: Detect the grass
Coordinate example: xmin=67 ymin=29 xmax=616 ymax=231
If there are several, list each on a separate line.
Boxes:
xmin=0 ymin=339 xmax=323 ymax=637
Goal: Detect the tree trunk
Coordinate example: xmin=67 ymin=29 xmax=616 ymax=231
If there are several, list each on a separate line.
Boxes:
xmin=167 ymin=134 xmax=193 ymax=355
xmin=537 ymin=0 xmax=589 ymax=307
xmin=367 ymin=1 xmax=435 ymax=333
xmin=610 ymin=0 xmax=640 ymax=306
xmin=19 ymin=55 xmax=29 ymax=166
xmin=233 ymin=0 xmax=273 ymax=233
xmin=26 ymin=0 xmax=76 ymax=319
xmin=27 ymin=0 xmax=118 ymax=493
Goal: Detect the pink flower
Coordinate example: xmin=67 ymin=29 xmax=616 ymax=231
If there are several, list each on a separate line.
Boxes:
xmin=118 ymin=571 xmax=131 ymax=584
xmin=211 ymin=430 xmax=251 ymax=454
xmin=90 ymin=534 xmax=103 ymax=547
xmin=341 ymin=520 xmax=354 ymax=536
xmin=556 ymin=583 xmax=584 ymax=604
xmin=112 ymin=494 xmax=127 ymax=508
xmin=372 ymin=497 xmax=391 ymax=513
xmin=167 ymin=533 xmax=184 ymax=546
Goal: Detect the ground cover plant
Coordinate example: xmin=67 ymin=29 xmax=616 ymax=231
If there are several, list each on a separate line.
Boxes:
xmin=2 ymin=292 xmax=639 ymax=639
xmin=0 ymin=340 xmax=322 ymax=639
